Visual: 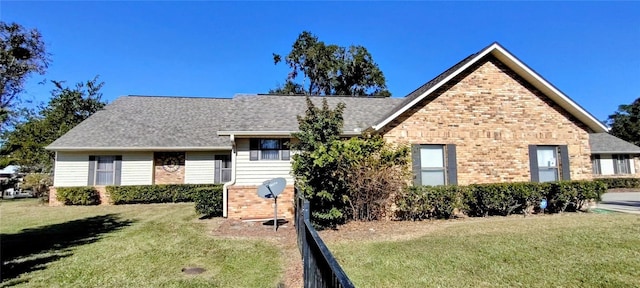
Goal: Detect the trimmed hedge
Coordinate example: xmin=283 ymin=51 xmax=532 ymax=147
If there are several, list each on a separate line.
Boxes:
xmin=56 ymin=187 xmax=101 ymax=205
xmin=194 ymin=186 xmax=223 ymax=218
xmin=107 ymin=184 xmax=222 ymax=204
xmin=395 ymin=180 xmax=607 ymax=220
xmin=594 ymin=178 xmax=640 ymax=189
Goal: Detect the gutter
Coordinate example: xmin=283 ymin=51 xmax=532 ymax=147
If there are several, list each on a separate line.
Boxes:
xmin=222 ymin=134 xmax=237 ymax=218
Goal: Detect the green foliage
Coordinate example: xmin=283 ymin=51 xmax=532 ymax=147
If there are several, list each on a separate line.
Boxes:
xmin=1 ymin=77 xmax=105 ymax=172
xmin=292 ymin=98 xmax=408 ymax=227
xmin=595 ymin=177 xmax=640 ymax=189
xmin=21 ymin=173 xmax=52 ymax=198
xmin=1 ymin=21 xmax=50 ymax=128
xmin=56 ymin=187 xmax=100 ymax=205
xmin=194 ymin=186 xmax=223 ymax=218
xmin=397 ymin=180 xmax=607 ymax=219
xmin=107 ymin=184 xmax=222 ymax=205
xmin=271 ymin=31 xmax=390 ymax=96
xmin=608 ymin=97 xmax=640 ymax=146
xmin=395 ymin=186 xmax=462 ymax=220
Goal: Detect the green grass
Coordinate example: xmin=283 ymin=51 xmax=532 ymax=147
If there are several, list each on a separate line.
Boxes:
xmin=329 ymin=214 xmax=640 ymax=288
xmin=1 ymin=199 xmax=282 ymax=287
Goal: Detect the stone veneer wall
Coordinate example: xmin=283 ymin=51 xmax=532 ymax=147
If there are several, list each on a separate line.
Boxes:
xmin=382 ymin=56 xmax=594 ymax=185
xmin=227 ymin=185 xmax=295 ymax=219
xmin=154 ymin=152 xmax=185 ymax=184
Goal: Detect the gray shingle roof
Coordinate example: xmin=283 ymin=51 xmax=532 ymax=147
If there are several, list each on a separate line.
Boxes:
xmin=589 ymin=133 xmax=640 ymax=154
xmin=46 ymin=95 xmax=403 ymax=150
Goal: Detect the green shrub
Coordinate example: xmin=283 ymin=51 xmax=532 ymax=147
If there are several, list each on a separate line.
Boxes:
xmin=545 ymin=180 xmax=607 ymax=213
xmin=194 ymin=186 xmax=223 ymax=218
xmin=594 ymin=178 xmax=640 ymax=189
xmin=56 ymin=187 xmax=100 ymax=205
xmin=462 ymin=182 xmax=544 ymax=217
xmin=395 ymin=186 xmax=462 ymax=220
xmin=107 ymin=184 xmax=222 ymax=204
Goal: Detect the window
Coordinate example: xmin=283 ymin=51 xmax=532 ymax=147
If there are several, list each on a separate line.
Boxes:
xmin=529 ymin=145 xmax=570 ymax=182
xmin=88 ymin=155 xmax=121 ymax=185
xmin=614 ymin=154 xmax=631 ymax=174
xmin=592 ymin=155 xmax=601 ymax=175
xmin=412 ymin=144 xmax=457 ymax=186
xmin=250 ymin=139 xmax=290 ymax=161
xmin=215 ymin=154 xmax=232 ymax=183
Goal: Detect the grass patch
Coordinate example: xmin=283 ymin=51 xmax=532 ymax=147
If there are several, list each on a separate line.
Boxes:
xmin=1 ymin=199 xmax=282 ymax=287
xmin=329 ymin=214 xmax=640 ymax=287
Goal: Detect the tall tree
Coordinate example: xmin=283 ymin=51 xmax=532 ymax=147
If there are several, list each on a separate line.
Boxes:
xmin=271 ymin=31 xmax=390 ymax=97
xmin=608 ymin=97 xmax=640 ymax=146
xmin=1 ymin=77 xmax=106 ymax=172
xmin=1 ymin=21 xmax=50 ymax=128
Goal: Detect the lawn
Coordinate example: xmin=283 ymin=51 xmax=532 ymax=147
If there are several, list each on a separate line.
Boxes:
xmin=326 ymin=213 xmax=640 ymax=288
xmin=0 ymin=199 xmax=282 ymax=287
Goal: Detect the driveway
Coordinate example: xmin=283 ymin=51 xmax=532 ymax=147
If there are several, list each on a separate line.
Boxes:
xmin=597 ymin=192 xmax=640 ymax=214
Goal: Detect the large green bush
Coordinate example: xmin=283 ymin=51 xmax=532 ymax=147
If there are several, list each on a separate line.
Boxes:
xmin=107 ymin=184 xmax=222 ymax=204
xmin=194 ymin=186 xmax=223 ymax=218
xmin=463 ymin=182 xmax=544 ymax=217
xmin=56 ymin=187 xmax=100 ymax=205
xmin=594 ymin=177 xmax=640 ymax=189
xmin=395 ymin=186 xmax=461 ymax=220
xmin=546 ymin=180 xmax=607 ymax=213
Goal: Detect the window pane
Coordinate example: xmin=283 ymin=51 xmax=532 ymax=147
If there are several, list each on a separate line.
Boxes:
xmin=96 ymin=171 xmax=114 ymax=185
xmin=421 ymin=170 xmax=445 ymax=186
xmin=261 ymin=150 xmax=279 ymax=160
xmin=538 ymin=168 xmax=558 ymax=182
xmin=537 ymin=147 xmax=557 ymax=167
xmin=260 ymin=139 xmax=280 ymax=150
xmin=97 ymin=156 xmax=115 ymax=170
xmin=420 ymin=146 xmax=444 ymax=168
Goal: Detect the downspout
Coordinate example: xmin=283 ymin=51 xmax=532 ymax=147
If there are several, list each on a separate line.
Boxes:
xmin=222 ymin=134 xmax=237 ymax=218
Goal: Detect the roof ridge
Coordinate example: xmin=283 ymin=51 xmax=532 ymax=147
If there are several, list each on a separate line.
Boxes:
xmin=124 ymin=95 xmax=233 ymax=100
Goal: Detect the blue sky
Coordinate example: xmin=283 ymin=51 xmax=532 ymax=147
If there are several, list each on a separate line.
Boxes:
xmin=2 ymin=1 xmax=639 ymax=122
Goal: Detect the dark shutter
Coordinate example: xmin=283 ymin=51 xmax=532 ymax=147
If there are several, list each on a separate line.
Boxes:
xmin=214 ymin=160 xmax=221 ymax=183
xmin=528 ymin=145 xmax=539 ymax=182
xmin=88 ymin=156 xmax=96 ymax=185
xmin=593 ymin=154 xmax=601 ymax=175
xmin=281 ymin=139 xmax=290 ymax=161
xmin=250 ymin=139 xmax=259 ymax=161
xmin=559 ymin=145 xmax=570 ymax=180
xmin=114 ymin=156 xmax=122 ymax=185
xmin=613 ymin=155 xmax=619 ymax=174
xmin=411 ymin=145 xmax=421 ymax=186
xmin=446 ymin=144 xmax=458 ymax=185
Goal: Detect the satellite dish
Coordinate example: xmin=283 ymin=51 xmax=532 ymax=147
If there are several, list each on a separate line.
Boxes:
xmin=257 ymin=177 xmax=286 ymax=199
xmin=256 ymin=177 xmax=287 ymax=232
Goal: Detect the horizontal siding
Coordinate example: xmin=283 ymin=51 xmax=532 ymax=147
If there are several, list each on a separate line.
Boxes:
xmin=235 ymin=138 xmax=294 ymax=186
xmin=185 ymin=151 xmax=216 ymax=184
xmin=54 ymin=152 xmax=89 ymax=187
xmin=121 ymin=152 xmax=153 ymax=185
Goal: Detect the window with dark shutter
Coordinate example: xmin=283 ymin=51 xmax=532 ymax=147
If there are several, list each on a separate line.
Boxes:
xmin=411 ymin=144 xmax=457 ymax=186
xmin=249 ymin=138 xmax=291 ymax=161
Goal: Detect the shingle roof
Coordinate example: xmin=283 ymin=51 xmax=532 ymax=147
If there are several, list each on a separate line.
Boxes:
xmin=589 ymin=133 xmax=640 ymax=154
xmin=46 ymin=95 xmax=403 ymax=150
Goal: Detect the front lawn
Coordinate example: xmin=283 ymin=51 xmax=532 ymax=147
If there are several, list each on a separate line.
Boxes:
xmin=1 ymin=199 xmax=282 ymax=287
xmin=326 ymin=213 xmax=640 ymax=287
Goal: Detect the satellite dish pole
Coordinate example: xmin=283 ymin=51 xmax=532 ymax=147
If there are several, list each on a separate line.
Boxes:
xmin=257 ymin=178 xmax=286 ymax=232
xmin=265 ymin=185 xmax=278 ymax=232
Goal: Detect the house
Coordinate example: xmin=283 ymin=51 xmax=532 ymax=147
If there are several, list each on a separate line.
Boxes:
xmin=46 ymin=42 xmax=639 ymax=219
xmin=589 ymin=133 xmax=640 ymax=176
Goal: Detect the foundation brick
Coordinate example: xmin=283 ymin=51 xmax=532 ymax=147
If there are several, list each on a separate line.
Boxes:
xmin=227 ymin=185 xmax=295 ymax=219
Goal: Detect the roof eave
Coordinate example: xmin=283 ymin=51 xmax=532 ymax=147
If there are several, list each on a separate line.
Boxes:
xmin=217 ymin=130 xmax=362 ymax=137
xmin=45 ymin=146 xmax=233 ymax=152
xmin=372 ymin=43 xmax=608 ymax=133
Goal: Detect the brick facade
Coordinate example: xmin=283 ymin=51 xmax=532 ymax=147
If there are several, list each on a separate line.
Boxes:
xmin=154 ymin=152 xmax=185 ymax=184
xmin=382 ymin=56 xmax=594 ymax=185
xmin=227 ymin=185 xmax=295 ymax=219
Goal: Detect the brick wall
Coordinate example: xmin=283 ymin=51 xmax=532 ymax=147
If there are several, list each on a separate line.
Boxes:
xmin=382 ymin=56 xmax=594 ymax=185
xmin=227 ymin=185 xmax=295 ymax=219
xmin=154 ymin=152 xmax=185 ymax=184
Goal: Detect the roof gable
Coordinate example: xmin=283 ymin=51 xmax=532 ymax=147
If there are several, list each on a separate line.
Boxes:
xmin=372 ymin=42 xmax=608 ymax=133
xmin=589 ymin=133 xmax=640 ymax=154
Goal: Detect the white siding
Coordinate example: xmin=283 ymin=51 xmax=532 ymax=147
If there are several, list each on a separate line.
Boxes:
xmin=235 ymin=138 xmax=294 ymax=185
xmin=630 ymin=158 xmax=636 ymax=174
xmin=54 ymin=152 xmax=89 ymax=187
xmin=121 ymin=152 xmax=153 ymax=185
xmin=185 ymin=151 xmax=216 ymax=184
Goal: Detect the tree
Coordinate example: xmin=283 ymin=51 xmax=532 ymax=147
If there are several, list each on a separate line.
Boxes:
xmin=292 ymin=97 xmax=409 ymax=228
xmin=1 ymin=77 xmax=106 ymax=172
xmin=271 ymin=31 xmax=390 ymax=97
xmin=1 ymin=21 xmax=50 ymax=128
xmin=608 ymin=97 xmax=640 ymax=146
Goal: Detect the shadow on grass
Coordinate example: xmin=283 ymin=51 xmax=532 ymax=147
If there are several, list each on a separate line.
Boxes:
xmin=1 ymin=214 xmax=134 ymax=285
